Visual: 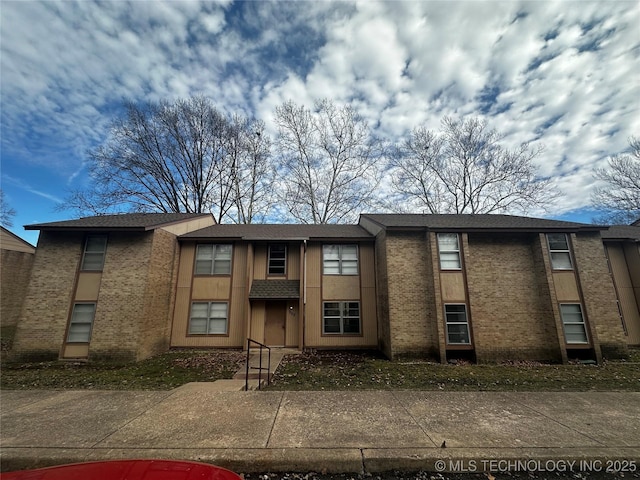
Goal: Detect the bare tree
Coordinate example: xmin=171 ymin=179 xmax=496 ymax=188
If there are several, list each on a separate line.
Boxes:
xmin=592 ymin=136 xmax=640 ymax=225
xmin=0 ymin=189 xmax=16 ymax=227
xmin=388 ymin=117 xmax=557 ymax=214
xmin=62 ymin=96 xmax=274 ymax=223
xmin=225 ymin=116 xmax=276 ymax=224
xmin=274 ymin=99 xmax=383 ymax=224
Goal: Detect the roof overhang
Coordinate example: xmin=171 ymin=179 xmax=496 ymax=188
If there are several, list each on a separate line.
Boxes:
xmin=248 ymin=280 xmax=300 ymax=299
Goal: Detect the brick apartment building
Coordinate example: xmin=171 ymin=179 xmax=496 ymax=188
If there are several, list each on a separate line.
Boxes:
xmin=9 ymin=212 xmax=635 ymax=363
xmin=359 ymin=214 xmax=630 ymax=363
xmin=11 ymin=214 xmax=214 ymax=362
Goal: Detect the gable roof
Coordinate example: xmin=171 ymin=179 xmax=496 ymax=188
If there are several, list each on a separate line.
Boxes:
xmin=25 ymin=213 xmax=213 ymax=232
xmin=360 ymin=213 xmax=604 ymax=233
xmin=180 ymin=224 xmax=373 ymax=241
xmin=601 ymin=225 xmax=640 ymax=241
xmin=0 ymin=226 xmax=36 ymax=253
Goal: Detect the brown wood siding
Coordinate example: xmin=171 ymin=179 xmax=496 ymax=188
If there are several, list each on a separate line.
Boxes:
xmin=74 ymin=272 xmax=102 ymax=301
xmin=285 ymin=301 xmax=299 ymax=346
xmin=159 ymin=216 xmax=215 ymax=235
xmin=552 ymin=271 xmax=581 ymax=301
xmin=322 ymin=276 xmax=360 ymax=299
xmin=250 ymin=300 xmax=265 ymax=342
xmin=287 ymin=244 xmax=300 ymax=279
xmin=306 ymin=244 xmax=322 ymax=287
xmin=607 ymin=243 xmax=640 ymax=345
xmin=192 ymin=277 xmax=231 ymax=299
xmin=305 ymin=242 xmax=377 ymax=348
xmin=254 ymin=245 xmax=267 ymax=280
xmin=624 ymin=243 xmax=640 ymax=312
xmin=170 ymin=242 xmax=244 ymax=348
xmin=1 ymin=228 xmax=35 ymax=253
xmin=62 ymin=344 xmax=89 ymax=358
xmin=229 ymin=245 xmax=248 ymax=346
xmin=440 ymin=272 xmax=465 ymax=302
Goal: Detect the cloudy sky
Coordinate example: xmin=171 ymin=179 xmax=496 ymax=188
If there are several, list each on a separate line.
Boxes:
xmin=1 ymin=0 xmax=639 ymax=244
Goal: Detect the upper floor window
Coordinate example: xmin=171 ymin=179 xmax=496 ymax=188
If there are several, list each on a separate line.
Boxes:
xmin=547 ymin=234 xmax=572 ymax=270
xmin=67 ymin=303 xmax=96 ymax=343
xmin=437 ymin=233 xmax=461 ymax=270
xmin=323 ymin=301 xmax=361 ymax=335
xmin=268 ymin=244 xmax=287 ymax=276
xmin=323 ymin=245 xmax=358 ymax=275
xmin=81 ymin=235 xmax=107 ymax=271
xmin=559 ymin=303 xmax=588 ymax=344
xmin=195 ymin=244 xmax=232 ymax=275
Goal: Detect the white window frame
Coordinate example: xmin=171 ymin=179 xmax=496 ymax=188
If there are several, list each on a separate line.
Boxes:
xmin=67 ymin=303 xmax=96 ymax=343
xmin=188 ymin=302 xmax=229 ymax=335
xmin=81 ymin=235 xmax=107 ymax=271
xmin=323 ymin=244 xmax=359 ymax=275
xmin=268 ymin=244 xmax=287 ymax=276
xmin=559 ymin=303 xmax=589 ymax=344
xmin=547 ymin=233 xmax=573 ymax=270
xmin=444 ymin=304 xmax=471 ymax=345
xmin=195 ymin=244 xmax=232 ymax=275
xmin=322 ymin=301 xmax=361 ymax=335
xmin=437 ymin=233 xmax=462 ymax=270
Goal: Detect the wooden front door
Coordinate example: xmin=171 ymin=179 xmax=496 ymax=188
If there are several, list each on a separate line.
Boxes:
xmin=265 ymin=301 xmax=286 ymax=346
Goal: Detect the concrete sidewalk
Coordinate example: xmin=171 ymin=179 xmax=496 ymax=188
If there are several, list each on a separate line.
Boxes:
xmin=1 ymin=388 xmax=639 ymax=474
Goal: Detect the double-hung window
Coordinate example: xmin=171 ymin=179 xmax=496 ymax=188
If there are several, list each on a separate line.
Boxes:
xmin=445 ymin=304 xmax=471 ymax=345
xmin=559 ymin=304 xmax=588 ymax=344
xmin=67 ymin=303 xmax=96 ymax=343
xmin=195 ymin=244 xmax=232 ymax=275
xmin=189 ymin=302 xmax=228 ymax=335
xmin=547 ymin=234 xmax=572 ymax=270
xmin=323 ymin=245 xmax=358 ymax=275
xmin=268 ymin=244 xmax=287 ymax=276
xmin=437 ymin=234 xmax=461 ymax=270
xmin=81 ymin=235 xmax=107 ymax=271
xmin=323 ymin=301 xmax=361 ymax=335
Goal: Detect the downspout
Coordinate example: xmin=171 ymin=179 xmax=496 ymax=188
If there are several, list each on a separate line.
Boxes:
xmin=303 ymin=239 xmax=307 ymax=350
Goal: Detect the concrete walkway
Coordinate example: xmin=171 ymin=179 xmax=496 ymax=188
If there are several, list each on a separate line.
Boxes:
xmin=1 ymin=389 xmax=639 ymax=474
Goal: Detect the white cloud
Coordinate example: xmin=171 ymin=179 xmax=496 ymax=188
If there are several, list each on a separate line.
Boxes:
xmin=1 ymin=0 xmax=638 ymax=218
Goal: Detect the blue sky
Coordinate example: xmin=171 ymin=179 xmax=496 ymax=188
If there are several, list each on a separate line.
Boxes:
xmin=1 ymin=0 xmax=639 ymax=246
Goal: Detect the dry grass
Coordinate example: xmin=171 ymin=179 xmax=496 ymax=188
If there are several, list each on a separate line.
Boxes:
xmin=266 ymin=349 xmax=640 ymax=392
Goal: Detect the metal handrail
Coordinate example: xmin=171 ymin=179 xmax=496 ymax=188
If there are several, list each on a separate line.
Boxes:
xmin=245 ymin=338 xmax=271 ymax=391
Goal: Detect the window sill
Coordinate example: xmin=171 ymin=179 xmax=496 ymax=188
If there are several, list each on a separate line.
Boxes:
xmin=186 ymin=334 xmax=230 ymax=337
xmin=445 ymin=344 xmax=474 ymax=350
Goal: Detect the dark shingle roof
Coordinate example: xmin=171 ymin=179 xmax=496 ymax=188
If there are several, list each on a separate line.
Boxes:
xmin=601 ymin=225 xmax=640 ymax=241
xmin=249 ymin=280 xmax=300 ymax=299
xmin=360 ymin=213 xmax=604 ymax=232
xmin=25 ymin=213 xmax=212 ymax=231
xmin=181 ymin=224 xmax=373 ymax=240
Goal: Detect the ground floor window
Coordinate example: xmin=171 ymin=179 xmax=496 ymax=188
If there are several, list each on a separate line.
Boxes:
xmin=67 ymin=303 xmax=96 ymax=343
xmin=445 ymin=304 xmax=471 ymax=345
xmin=560 ymin=303 xmax=588 ymax=344
xmin=189 ymin=302 xmax=228 ymax=335
xmin=323 ymin=301 xmax=361 ymax=335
